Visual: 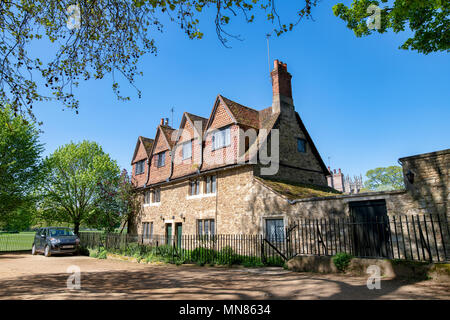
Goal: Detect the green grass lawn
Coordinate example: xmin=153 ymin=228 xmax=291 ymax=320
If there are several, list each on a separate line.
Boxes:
xmin=0 ymin=232 xmax=35 ymax=251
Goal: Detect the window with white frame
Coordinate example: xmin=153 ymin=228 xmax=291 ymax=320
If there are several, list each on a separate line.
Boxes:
xmin=197 ymin=219 xmax=215 ymax=236
xmin=189 ymin=179 xmax=201 ymax=196
xmin=135 ymin=160 xmax=145 ymax=175
xmin=182 ymin=140 xmax=192 ymax=160
xmin=212 ymin=127 xmax=231 ymax=150
xmin=205 ymin=175 xmax=217 ymax=194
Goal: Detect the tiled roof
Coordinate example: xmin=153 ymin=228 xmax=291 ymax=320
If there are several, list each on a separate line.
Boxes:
xmin=220 ymin=96 xmax=261 ymax=129
xmin=185 ymin=112 xmax=208 ymax=134
xmin=256 ymin=177 xmax=341 ymax=200
xmin=159 ymin=125 xmax=177 ymax=149
xmin=141 ymin=137 xmax=154 ymax=156
xmin=131 ymin=136 xmax=154 ymax=164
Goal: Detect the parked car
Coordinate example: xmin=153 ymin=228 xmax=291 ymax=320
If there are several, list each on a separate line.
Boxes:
xmin=32 ymin=227 xmax=80 ymax=257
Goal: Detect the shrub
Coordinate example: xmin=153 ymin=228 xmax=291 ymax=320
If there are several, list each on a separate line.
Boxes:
xmin=89 ymin=248 xmax=99 ymax=258
xmin=333 ymin=252 xmax=353 ymax=272
xmin=97 ymin=248 xmax=108 ymax=259
xmin=191 ymin=247 xmax=216 ymax=263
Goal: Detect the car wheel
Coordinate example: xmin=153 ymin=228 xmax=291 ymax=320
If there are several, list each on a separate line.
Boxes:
xmin=31 ymin=244 xmax=36 ymax=255
xmin=44 ymin=245 xmax=51 ymax=257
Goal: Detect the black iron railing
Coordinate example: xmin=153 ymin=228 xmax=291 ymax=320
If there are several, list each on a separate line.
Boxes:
xmin=78 ymin=214 xmax=450 ymax=264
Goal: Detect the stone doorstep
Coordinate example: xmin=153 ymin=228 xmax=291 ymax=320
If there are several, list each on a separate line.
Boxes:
xmin=287 ymin=255 xmax=450 ymax=281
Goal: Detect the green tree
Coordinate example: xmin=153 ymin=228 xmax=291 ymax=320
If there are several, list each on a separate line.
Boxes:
xmin=91 ymin=169 xmax=142 ymax=233
xmin=40 ymin=140 xmax=121 ymax=234
xmin=0 ymin=106 xmax=43 ymax=223
xmin=0 ymin=203 xmax=36 ymax=232
xmin=1 ymin=0 xmax=317 ymax=119
xmin=364 ymin=165 xmax=404 ymax=191
xmin=333 ymin=0 xmax=449 ymax=54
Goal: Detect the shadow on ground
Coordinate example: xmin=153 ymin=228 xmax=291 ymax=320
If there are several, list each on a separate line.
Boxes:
xmin=1 ymin=262 xmax=448 ymax=300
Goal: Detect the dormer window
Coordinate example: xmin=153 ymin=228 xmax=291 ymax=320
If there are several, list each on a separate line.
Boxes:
xmin=212 ymin=127 xmax=231 ymax=150
xmin=156 ymin=151 xmax=166 ymax=167
xmin=182 ymin=140 xmax=192 ymax=160
xmin=135 ymin=160 xmax=145 ymax=175
xmin=297 ymin=138 xmax=307 ymax=153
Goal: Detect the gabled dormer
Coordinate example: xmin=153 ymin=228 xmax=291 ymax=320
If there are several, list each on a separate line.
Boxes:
xmin=148 ymin=119 xmax=176 ymax=184
xmin=131 ymin=136 xmax=154 ymax=187
xmin=172 ymin=112 xmax=208 ymax=179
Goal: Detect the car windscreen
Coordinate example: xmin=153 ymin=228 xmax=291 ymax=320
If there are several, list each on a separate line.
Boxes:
xmin=49 ymin=228 xmax=75 ymax=237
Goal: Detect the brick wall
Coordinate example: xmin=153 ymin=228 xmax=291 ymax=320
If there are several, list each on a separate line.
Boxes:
xmin=172 ymin=119 xmax=202 ymax=179
xmin=148 ymin=129 xmax=172 ymax=184
xmin=131 ymin=142 xmax=148 ymax=188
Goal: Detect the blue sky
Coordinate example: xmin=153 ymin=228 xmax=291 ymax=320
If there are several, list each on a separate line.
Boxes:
xmin=32 ymin=1 xmax=450 ymax=179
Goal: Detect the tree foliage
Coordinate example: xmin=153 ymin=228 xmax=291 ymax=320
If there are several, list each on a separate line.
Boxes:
xmin=333 ymin=0 xmax=449 ymax=54
xmin=0 ymin=0 xmax=318 ymax=119
xmin=0 ymin=106 xmax=43 ymax=220
xmin=39 ymin=140 xmax=121 ymax=234
xmin=90 ymin=169 xmax=142 ymax=233
xmin=364 ymin=165 xmax=404 ymax=191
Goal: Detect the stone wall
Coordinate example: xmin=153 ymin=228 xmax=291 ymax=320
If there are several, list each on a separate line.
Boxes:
xmin=138 ymin=165 xmax=254 ymax=235
xmin=399 ymin=149 xmax=449 ymax=218
xmin=135 ymin=149 xmax=449 ymax=236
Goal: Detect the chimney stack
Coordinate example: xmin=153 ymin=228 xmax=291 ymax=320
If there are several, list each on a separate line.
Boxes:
xmin=160 ymin=118 xmax=164 ymax=126
xmin=271 ymin=59 xmax=294 ymax=115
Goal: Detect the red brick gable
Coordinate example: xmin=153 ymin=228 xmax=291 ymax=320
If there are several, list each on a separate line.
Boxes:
xmin=172 ymin=114 xmax=203 ymax=179
xmin=131 ymin=136 xmax=153 ymax=164
xmin=131 ymin=137 xmax=153 ymax=187
xmin=207 ymin=96 xmax=235 ymax=131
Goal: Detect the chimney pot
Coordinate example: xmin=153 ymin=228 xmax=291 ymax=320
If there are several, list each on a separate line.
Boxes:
xmin=160 ymin=118 xmax=164 ymax=125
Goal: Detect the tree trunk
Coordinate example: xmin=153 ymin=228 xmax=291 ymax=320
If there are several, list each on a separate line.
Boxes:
xmin=74 ymin=220 xmax=80 ymax=235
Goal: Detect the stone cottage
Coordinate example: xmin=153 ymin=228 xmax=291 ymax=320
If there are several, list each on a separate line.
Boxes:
xmin=130 ymin=59 xmax=449 ymax=241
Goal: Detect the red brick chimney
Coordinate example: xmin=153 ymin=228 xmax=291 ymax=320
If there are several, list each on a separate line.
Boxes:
xmin=271 ymin=59 xmax=294 ymax=115
xmin=271 ymin=60 xmax=292 ymax=99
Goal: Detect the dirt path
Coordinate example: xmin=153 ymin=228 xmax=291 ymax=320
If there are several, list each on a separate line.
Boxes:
xmin=0 ymin=253 xmax=449 ymax=300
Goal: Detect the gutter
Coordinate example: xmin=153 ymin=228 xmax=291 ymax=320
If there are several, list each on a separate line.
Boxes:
xmin=135 ymin=163 xmax=250 ymax=190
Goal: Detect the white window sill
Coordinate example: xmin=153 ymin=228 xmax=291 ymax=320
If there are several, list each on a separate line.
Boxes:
xmin=143 ymin=202 xmax=161 ymax=207
xmin=186 ymin=193 xmax=216 ymax=200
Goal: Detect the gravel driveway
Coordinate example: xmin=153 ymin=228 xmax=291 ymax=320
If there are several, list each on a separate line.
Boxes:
xmin=0 ymin=253 xmax=449 ymax=300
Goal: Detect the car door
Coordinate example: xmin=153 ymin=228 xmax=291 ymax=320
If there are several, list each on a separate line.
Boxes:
xmin=39 ymin=228 xmax=47 ymax=250
xmin=34 ymin=229 xmax=41 ymax=250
